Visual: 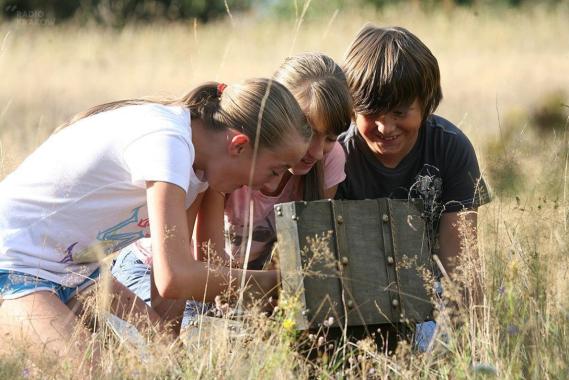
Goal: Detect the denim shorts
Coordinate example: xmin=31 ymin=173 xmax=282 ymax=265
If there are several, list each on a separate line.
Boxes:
xmin=111 ymin=245 xmax=152 ymax=303
xmin=0 ymin=268 xmax=100 ymax=304
xmin=111 ymin=245 xmax=208 ymax=327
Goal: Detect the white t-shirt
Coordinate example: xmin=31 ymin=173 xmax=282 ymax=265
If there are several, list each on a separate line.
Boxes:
xmin=0 ymin=104 xmax=208 ymax=287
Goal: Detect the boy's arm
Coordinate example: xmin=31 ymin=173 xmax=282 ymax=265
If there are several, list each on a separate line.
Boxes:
xmin=195 ymin=188 xmax=227 ymax=262
xmin=437 ymin=209 xmax=481 ymax=305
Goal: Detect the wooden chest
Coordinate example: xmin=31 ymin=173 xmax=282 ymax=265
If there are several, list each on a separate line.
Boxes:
xmin=275 ymin=199 xmax=433 ymax=330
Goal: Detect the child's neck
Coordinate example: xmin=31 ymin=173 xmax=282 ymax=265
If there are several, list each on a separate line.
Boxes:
xmin=190 ymin=118 xmax=222 ymax=173
xmin=378 ymin=156 xmax=402 ymax=169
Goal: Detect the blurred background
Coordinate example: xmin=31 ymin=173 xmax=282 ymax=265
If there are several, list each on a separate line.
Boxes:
xmin=0 ymin=0 xmax=568 ymax=197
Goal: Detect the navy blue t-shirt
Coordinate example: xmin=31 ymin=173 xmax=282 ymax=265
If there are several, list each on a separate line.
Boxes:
xmin=336 ymin=115 xmax=491 ymax=236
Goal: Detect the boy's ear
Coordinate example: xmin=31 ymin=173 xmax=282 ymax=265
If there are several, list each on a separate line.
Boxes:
xmin=227 ymin=132 xmax=250 ymax=156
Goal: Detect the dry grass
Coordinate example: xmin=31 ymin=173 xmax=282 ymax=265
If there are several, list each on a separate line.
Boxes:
xmin=1 ymin=2 xmax=568 ymax=171
xmin=1 ymin=1 xmax=569 ymax=379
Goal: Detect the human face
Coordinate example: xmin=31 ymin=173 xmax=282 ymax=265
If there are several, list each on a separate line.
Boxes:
xmin=355 ymin=99 xmax=423 ymax=168
xmin=207 ymin=131 xmax=309 ymax=193
xmin=290 ymin=116 xmax=337 ymax=176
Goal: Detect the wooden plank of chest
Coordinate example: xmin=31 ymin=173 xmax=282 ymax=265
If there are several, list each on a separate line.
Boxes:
xmin=389 ymin=199 xmax=433 ymax=322
xmin=276 ymin=199 xmax=432 ymax=329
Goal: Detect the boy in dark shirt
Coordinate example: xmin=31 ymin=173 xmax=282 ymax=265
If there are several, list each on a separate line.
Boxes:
xmin=338 ymin=24 xmax=490 ymax=277
xmin=336 ymin=25 xmax=491 ymax=350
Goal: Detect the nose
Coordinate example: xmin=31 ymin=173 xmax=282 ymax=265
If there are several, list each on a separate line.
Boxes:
xmin=253 ymin=172 xmax=279 ymax=191
xmin=306 ymin=135 xmax=325 ymax=161
xmin=375 ymin=115 xmax=396 ymax=134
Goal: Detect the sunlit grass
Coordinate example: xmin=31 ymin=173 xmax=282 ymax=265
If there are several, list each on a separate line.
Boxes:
xmin=0 ymin=2 xmax=568 ymax=169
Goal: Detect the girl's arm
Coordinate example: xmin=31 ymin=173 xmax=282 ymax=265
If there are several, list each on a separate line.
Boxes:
xmin=195 ymin=188 xmax=227 ymax=263
xmin=147 ymin=181 xmax=277 ymax=301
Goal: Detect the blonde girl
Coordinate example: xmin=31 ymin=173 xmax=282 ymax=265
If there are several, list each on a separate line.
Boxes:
xmin=0 ymin=78 xmax=311 ymax=360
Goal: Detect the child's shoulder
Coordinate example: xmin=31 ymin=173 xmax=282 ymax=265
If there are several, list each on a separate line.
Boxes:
xmin=130 ymin=103 xmax=189 ymax=122
xmin=114 ymin=103 xmax=191 ymax=136
xmin=324 ymin=141 xmax=345 ymax=164
xmin=425 ymin=114 xmax=462 ymax=136
xmin=337 ymin=123 xmax=358 ymax=155
xmin=338 ymin=122 xmax=357 ymax=143
xmin=74 ymin=103 xmax=189 ymax=133
xmin=424 ymin=114 xmax=475 ymax=150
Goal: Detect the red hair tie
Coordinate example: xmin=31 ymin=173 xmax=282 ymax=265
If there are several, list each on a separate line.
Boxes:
xmin=217 ymin=83 xmax=227 ymax=97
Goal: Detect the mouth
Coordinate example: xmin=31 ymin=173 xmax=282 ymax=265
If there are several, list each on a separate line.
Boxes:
xmin=301 ymin=157 xmax=316 ymax=166
xmin=374 ymin=133 xmax=401 ymax=143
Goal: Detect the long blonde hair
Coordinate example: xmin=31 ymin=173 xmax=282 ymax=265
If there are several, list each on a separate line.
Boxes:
xmin=273 ymin=53 xmax=352 ymax=200
xmin=58 ymin=78 xmax=312 ymax=150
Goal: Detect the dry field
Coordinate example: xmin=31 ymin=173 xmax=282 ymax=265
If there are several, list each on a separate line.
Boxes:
xmin=0 ymin=2 xmax=568 ymax=379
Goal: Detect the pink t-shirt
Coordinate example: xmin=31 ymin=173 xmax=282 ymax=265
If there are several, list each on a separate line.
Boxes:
xmin=223 ymin=142 xmax=346 ymax=268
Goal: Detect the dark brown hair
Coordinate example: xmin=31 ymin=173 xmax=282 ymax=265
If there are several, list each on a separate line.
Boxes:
xmin=343 ymin=25 xmax=443 ymax=119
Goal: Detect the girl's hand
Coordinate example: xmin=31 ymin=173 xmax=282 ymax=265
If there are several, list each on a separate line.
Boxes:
xmin=242 ymin=270 xmax=279 ymax=309
xmin=258 ymin=269 xmax=280 ymax=297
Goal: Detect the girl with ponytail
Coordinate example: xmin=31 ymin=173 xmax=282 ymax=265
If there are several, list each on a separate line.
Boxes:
xmin=113 ymin=53 xmax=352 ymax=327
xmin=0 ymin=78 xmax=311 ymax=361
